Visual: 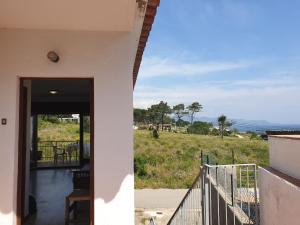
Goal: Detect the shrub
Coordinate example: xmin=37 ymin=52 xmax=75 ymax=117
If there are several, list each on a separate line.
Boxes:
xmin=250 ymin=133 xmax=263 ymax=140
xmin=138 ymin=125 xmax=148 ymax=130
xmin=134 ymin=154 xmax=148 ymax=177
xmin=210 ymin=128 xmax=219 ymax=136
xmin=176 ymin=119 xmax=190 ymax=127
xmin=45 ymin=115 xmax=60 ymax=124
xmin=187 ymin=121 xmax=213 ymax=135
xmin=152 ymin=129 xmax=159 ymax=139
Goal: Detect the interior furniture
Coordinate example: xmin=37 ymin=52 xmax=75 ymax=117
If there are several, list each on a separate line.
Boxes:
xmin=53 ymin=146 xmax=66 ymax=164
xmin=65 ymin=189 xmax=90 ymax=225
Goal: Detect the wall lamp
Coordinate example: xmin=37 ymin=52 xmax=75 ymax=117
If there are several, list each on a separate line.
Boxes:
xmin=49 ymin=90 xmax=59 ymax=95
xmin=47 ymin=51 xmax=60 ymax=63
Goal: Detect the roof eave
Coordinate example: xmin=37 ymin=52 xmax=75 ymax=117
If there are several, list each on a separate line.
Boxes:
xmin=133 ymin=0 xmax=160 ymax=88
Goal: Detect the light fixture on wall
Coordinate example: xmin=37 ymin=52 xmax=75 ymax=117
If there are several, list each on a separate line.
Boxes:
xmin=136 ymin=0 xmax=147 ymax=11
xmin=47 ymin=51 xmax=60 ymax=63
xmin=49 ymin=90 xmax=59 ymax=95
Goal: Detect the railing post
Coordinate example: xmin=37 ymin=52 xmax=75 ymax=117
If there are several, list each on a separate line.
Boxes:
xmin=247 ymin=166 xmax=251 ymax=224
xmin=231 ymin=172 xmax=234 ymax=206
xmin=216 ymin=163 xmax=218 ymax=180
xmin=202 ymin=166 xmax=210 ymax=225
xmin=79 ymin=114 xmax=84 ymax=166
xmin=216 ymin=164 xmax=220 ymax=225
xmin=224 ymin=166 xmax=228 ymax=225
xmin=232 ymin=165 xmax=236 ymax=225
xmin=207 ymin=155 xmax=210 ymax=174
xmin=200 ymin=150 xmax=203 ymax=166
xmin=254 ymin=165 xmax=259 ymax=225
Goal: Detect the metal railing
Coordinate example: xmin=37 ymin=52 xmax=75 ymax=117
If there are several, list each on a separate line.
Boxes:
xmin=167 ymin=148 xmax=259 ymax=225
xmin=202 ymin=164 xmax=259 ymax=225
xmin=167 ymin=172 xmax=202 ymax=225
xmin=149 ymin=217 xmax=157 ymax=225
xmin=200 ymin=149 xmax=235 ymax=166
xmin=36 ymin=141 xmax=80 ymax=167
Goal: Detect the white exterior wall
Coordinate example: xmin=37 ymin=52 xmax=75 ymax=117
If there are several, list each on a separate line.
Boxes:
xmin=269 ymin=136 xmax=300 ymax=179
xmin=259 ymin=167 xmax=300 ymax=225
xmin=0 ymin=6 xmax=144 ymax=224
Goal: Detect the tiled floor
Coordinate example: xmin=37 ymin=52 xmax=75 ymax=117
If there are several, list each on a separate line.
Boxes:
xmin=25 ymin=169 xmax=89 ymax=225
xmin=36 ymin=161 xmax=79 ymax=168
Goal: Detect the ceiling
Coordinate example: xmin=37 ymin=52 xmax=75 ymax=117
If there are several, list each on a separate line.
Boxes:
xmin=0 ymin=0 xmax=135 ymax=31
xmin=31 ymin=79 xmax=91 ymax=103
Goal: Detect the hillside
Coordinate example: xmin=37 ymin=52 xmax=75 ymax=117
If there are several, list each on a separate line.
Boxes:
xmin=38 ymin=119 xmax=90 ymax=141
xmin=134 ymin=130 xmax=269 ymax=188
xmin=38 ymin=121 xmax=269 ymax=189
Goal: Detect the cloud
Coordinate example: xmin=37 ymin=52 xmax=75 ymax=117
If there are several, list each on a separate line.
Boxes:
xmin=133 ymin=75 xmax=300 ymax=123
xmin=139 ymin=56 xmax=251 ymax=78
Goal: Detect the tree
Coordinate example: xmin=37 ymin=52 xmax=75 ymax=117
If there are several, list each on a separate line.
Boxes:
xmin=176 ymin=119 xmax=190 ymax=127
xmin=173 ymin=104 xmax=188 ymax=123
xmin=134 ymin=108 xmax=148 ymax=125
xmin=147 ymin=105 xmax=160 ymax=125
xmin=150 ymin=101 xmax=172 ymax=130
xmin=218 ymin=115 xmax=232 ymax=139
xmin=187 ymin=102 xmax=203 ymax=124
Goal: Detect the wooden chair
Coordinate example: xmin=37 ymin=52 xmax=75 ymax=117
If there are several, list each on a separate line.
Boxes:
xmin=53 ymin=145 xmax=66 ymax=164
xmin=65 ymin=170 xmax=91 ymax=225
xmin=65 ymin=190 xmax=90 ymax=225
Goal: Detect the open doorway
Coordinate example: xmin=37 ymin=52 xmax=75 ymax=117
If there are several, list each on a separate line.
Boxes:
xmin=17 ymin=78 xmax=94 ymax=225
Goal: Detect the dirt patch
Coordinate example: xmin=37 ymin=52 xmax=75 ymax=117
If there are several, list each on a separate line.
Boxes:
xmin=135 ymin=208 xmax=175 ymax=225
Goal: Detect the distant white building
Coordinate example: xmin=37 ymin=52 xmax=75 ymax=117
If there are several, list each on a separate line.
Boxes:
xmin=60 ymin=114 xmax=80 ymax=123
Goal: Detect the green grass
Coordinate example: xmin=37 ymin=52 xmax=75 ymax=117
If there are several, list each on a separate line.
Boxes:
xmin=134 ymin=130 xmax=269 ymax=189
xmin=38 ymin=121 xmax=269 ymax=189
xmin=38 ymin=120 xmax=90 ymax=141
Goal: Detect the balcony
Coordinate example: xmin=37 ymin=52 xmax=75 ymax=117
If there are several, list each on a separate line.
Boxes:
xmin=32 ymin=140 xmax=90 ymax=168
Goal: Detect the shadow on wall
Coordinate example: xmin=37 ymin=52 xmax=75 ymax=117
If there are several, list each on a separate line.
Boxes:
xmin=93 ymin=146 xmax=133 ymax=203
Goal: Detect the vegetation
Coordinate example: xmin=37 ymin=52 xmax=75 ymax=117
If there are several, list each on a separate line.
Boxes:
xmin=249 ymin=132 xmax=263 ymax=140
xmin=173 ymin=104 xmax=188 ymax=123
xmin=38 ymin=115 xmax=90 ymax=141
xmin=134 ymin=101 xmax=203 ymax=130
xmin=134 ymin=130 xmax=269 ymax=188
xmin=152 ymin=129 xmax=159 ymax=139
xmin=38 ymin=113 xmax=269 ymax=189
xmin=150 ymin=101 xmax=172 ymax=130
xmin=187 ymin=102 xmax=203 ymax=124
xmin=187 ymin=121 xmax=213 ymax=135
xmin=217 ymin=115 xmax=233 ymax=139
xmin=134 ymin=101 xmax=235 ymax=139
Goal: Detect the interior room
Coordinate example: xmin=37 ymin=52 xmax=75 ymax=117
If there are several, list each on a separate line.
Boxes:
xmin=19 ymin=78 xmax=93 ymax=225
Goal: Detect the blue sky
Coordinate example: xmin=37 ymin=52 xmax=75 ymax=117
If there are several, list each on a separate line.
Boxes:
xmin=133 ymin=0 xmax=300 ymax=124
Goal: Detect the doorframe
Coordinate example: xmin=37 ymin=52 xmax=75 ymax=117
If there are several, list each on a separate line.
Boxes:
xmin=16 ymin=80 xmax=27 ymax=225
xmin=16 ymin=77 xmax=95 ymax=225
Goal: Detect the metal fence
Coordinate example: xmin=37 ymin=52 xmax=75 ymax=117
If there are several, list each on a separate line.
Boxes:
xmin=167 ymin=149 xmax=259 ymax=225
xmin=200 ymin=149 xmax=235 ymax=166
xmin=202 ymin=164 xmax=259 ymax=225
xmin=149 ymin=217 xmax=157 ymax=225
xmin=36 ymin=141 xmax=80 ymax=167
xmin=167 ymin=172 xmax=202 ymax=225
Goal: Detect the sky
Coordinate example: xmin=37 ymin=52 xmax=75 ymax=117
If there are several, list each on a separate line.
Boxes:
xmin=133 ymin=0 xmax=300 ymax=124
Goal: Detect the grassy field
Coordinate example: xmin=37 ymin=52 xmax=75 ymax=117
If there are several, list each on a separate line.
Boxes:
xmin=38 ymin=121 xmax=269 ymax=189
xmin=134 ymin=130 xmax=269 ymax=189
xmin=38 ymin=120 xmax=90 ymax=141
